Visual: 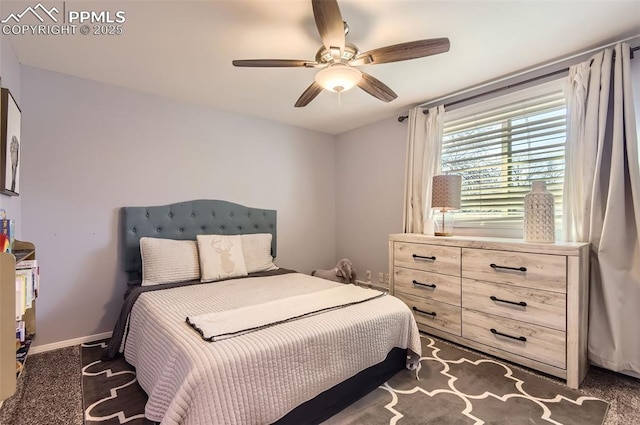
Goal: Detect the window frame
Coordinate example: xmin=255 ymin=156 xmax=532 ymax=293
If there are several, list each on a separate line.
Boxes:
xmin=439 ymin=78 xmax=567 ymax=235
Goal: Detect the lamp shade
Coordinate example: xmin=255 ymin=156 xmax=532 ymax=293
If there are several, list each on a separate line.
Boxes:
xmin=315 ymin=63 xmax=362 ymax=92
xmin=431 ymin=174 xmax=462 ymax=211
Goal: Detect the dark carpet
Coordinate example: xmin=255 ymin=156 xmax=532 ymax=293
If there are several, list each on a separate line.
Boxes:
xmin=80 ymin=335 xmax=609 ymax=425
xmin=0 ymin=346 xmax=83 ymax=425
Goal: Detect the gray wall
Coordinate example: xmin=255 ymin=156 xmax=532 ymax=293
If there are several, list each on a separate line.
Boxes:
xmin=0 ymin=38 xmax=21 ymax=236
xmin=20 ymin=66 xmax=336 ymax=346
xmin=335 ymin=115 xmax=407 ymax=284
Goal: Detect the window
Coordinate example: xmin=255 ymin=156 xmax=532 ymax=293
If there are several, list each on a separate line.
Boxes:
xmin=441 ymin=80 xmax=566 ymax=229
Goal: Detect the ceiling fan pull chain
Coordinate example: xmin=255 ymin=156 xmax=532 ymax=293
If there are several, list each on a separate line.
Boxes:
xmin=338 ymin=90 xmax=342 ymax=109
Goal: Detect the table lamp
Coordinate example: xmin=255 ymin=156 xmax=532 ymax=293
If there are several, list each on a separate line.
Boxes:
xmin=431 ymin=174 xmax=462 ymax=236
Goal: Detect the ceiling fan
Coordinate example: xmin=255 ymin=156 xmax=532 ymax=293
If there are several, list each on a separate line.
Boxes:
xmin=232 ymin=0 xmax=450 ymax=107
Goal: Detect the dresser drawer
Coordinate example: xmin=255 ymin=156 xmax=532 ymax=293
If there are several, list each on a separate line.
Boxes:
xmin=394 ymin=267 xmax=461 ymax=306
xmin=393 ymin=242 xmax=460 ymax=276
xmin=462 ymin=309 xmax=566 ymax=369
xmin=462 ymin=279 xmax=566 ymax=331
xmin=395 ymin=292 xmax=461 ymax=336
xmin=462 ymin=248 xmax=566 ymax=293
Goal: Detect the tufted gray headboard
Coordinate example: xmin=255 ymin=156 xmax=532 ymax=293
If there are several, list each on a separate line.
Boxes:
xmin=121 ymin=199 xmax=277 ymax=282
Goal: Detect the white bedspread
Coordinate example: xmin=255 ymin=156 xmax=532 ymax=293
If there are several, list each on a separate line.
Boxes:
xmin=187 ymin=284 xmax=385 ymax=341
xmin=123 ymin=273 xmax=421 ymax=425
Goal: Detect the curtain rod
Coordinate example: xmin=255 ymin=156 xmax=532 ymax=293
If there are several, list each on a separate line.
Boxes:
xmin=398 ymin=38 xmax=640 ymax=123
xmin=397 ymin=67 xmax=567 ymax=122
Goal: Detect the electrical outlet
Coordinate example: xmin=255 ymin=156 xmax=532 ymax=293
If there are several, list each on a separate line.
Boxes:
xmin=365 ymin=270 xmax=371 ymax=281
xmin=384 ymin=273 xmax=390 ymax=285
xmin=378 ymin=272 xmax=384 ymax=283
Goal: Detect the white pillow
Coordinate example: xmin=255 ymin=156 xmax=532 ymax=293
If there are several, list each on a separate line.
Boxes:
xmin=140 ymin=237 xmax=200 ymax=286
xmin=197 ymin=234 xmax=248 ymax=282
xmin=241 ymin=233 xmax=279 ymax=274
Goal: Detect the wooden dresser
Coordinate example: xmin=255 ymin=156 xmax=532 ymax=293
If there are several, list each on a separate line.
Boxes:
xmin=389 ymin=233 xmax=590 ymax=389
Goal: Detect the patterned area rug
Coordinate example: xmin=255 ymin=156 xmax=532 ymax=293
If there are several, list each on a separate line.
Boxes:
xmin=81 ymin=335 xmax=608 ymax=425
xmin=81 ymin=340 xmax=149 ymax=425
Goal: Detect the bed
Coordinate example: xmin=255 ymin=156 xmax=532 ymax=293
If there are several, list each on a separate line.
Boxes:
xmin=104 ymin=199 xmax=421 ymax=425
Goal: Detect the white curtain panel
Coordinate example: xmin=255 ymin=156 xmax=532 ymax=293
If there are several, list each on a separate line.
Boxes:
xmin=402 ymin=105 xmax=445 ymax=233
xmin=563 ymin=61 xmax=592 ymax=241
xmin=564 ymin=43 xmax=640 ymax=374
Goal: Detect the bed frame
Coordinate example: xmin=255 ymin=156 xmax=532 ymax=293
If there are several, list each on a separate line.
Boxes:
xmin=120 ymin=199 xmax=405 ymax=424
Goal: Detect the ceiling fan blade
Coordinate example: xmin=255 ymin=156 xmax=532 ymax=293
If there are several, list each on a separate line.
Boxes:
xmin=350 ymin=38 xmax=450 ymax=66
xmin=232 ymin=59 xmax=317 ymax=68
xmin=312 ymin=0 xmax=345 ymax=58
xmin=357 ymin=72 xmax=398 ymax=103
xmin=295 ymin=82 xmax=323 ymax=107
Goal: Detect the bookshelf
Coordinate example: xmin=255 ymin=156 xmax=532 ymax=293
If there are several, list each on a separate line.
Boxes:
xmin=0 ymin=240 xmax=37 ymax=402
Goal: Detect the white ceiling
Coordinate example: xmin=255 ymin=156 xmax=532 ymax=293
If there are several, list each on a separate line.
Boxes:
xmin=4 ymin=0 xmax=640 ymax=134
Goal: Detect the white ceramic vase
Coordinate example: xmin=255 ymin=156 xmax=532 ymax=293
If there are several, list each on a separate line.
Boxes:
xmin=523 ymin=180 xmax=555 ymax=243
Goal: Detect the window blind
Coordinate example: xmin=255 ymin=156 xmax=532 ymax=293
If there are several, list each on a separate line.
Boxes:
xmin=441 ymin=89 xmax=566 ymax=227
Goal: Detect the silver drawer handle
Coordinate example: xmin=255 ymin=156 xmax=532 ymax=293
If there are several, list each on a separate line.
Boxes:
xmin=413 ymin=280 xmax=436 ymax=289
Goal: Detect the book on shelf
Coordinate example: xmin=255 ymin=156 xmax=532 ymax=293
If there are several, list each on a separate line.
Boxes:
xmin=1 ymin=218 xmax=14 ymax=253
xmin=16 ymin=259 xmax=37 ymax=269
xmin=14 ymin=266 xmax=36 ymax=320
xmin=15 ymin=321 xmax=25 ymax=343
xmin=15 ymin=269 xmax=34 ymax=309
xmin=15 ymin=260 xmax=39 ymax=300
xmin=15 ymin=275 xmax=25 ymax=320
xmin=0 ymin=233 xmax=9 ymax=252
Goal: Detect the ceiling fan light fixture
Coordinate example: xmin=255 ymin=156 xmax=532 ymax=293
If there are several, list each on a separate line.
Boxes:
xmin=314 ymin=63 xmax=362 ymax=92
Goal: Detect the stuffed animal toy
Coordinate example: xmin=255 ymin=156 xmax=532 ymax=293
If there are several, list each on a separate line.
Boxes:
xmin=311 ymin=258 xmax=357 ymax=284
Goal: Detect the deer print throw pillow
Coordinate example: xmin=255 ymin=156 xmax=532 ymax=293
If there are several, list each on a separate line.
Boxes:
xmin=197 ymin=234 xmax=248 ymax=282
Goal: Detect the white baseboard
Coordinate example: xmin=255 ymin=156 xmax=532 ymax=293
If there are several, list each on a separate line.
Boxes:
xmin=355 ymin=279 xmax=389 ymax=292
xmin=29 ymin=331 xmax=113 ymax=354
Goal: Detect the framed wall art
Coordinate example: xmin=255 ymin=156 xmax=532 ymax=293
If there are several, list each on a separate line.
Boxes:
xmin=0 ymin=88 xmax=21 ymax=196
